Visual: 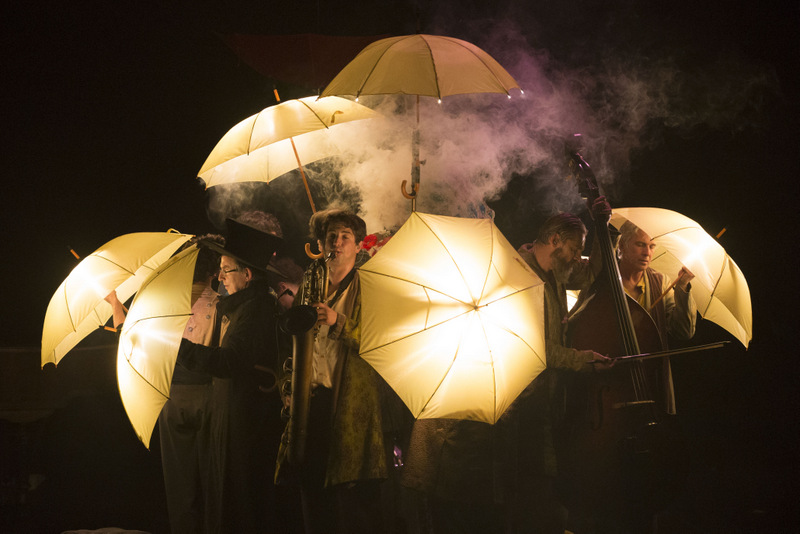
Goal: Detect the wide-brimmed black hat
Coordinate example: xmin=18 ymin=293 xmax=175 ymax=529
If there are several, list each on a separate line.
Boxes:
xmin=205 ymin=218 xmax=284 ymax=275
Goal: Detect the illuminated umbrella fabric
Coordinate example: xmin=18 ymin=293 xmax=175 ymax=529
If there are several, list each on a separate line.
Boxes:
xmin=117 ymin=246 xmax=198 ymax=447
xmin=320 ymin=34 xmax=520 ymax=100
xmin=610 ymin=207 xmax=752 ymax=348
xmin=320 ymin=34 xmax=520 ymax=208
xmin=359 ymin=212 xmax=546 ymax=424
xmin=198 ymin=95 xmax=376 ymax=188
xmin=41 ymin=231 xmax=192 ymax=367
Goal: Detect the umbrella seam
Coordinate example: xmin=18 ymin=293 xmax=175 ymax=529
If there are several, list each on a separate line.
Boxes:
xmin=418 ymin=35 xmax=442 ymax=100
xmin=416 ymin=214 xmax=479 ymax=305
xmin=440 ymin=35 xmax=512 ymax=95
xmin=416 ymin=317 xmax=465 ymax=418
xmin=647 ymin=225 xmax=701 ymax=240
xmin=61 ymin=254 xmax=137 ymax=331
xmin=355 ymin=36 xmax=407 ymax=97
xmin=360 ymin=282 xmax=540 ymax=353
xmin=360 ymin=307 xmax=475 ymax=354
xmin=474 ymin=312 xmax=498 ymax=420
xmin=246 ymin=109 xmax=261 ymax=155
xmin=358 ymin=269 xmax=475 ymax=307
xmin=704 ymin=255 xmax=727 ymax=317
xmin=120 ymin=312 xmax=192 ymax=401
xmin=298 ymin=98 xmax=331 ymax=129
xmin=120 ymin=350 xmax=170 ymax=403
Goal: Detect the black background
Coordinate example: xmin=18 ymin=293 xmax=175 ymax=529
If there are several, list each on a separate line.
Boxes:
xmin=2 ymin=1 xmax=798 ymax=532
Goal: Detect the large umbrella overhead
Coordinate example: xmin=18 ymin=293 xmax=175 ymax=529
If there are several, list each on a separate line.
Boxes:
xmin=610 ymin=207 xmax=752 ymax=348
xmin=198 ymin=95 xmax=376 ymax=211
xmin=320 ymin=34 xmax=520 ymax=209
xmin=117 ymin=245 xmax=199 ymax=447
xmin=359 ymin=212 xmax=546 ymax=424
xmin=41 ymin=231 xmax=192 ymax=367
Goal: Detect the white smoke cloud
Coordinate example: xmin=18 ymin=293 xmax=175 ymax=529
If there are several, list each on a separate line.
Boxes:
xmin=205 ymin=11 xmax=778 ymax=240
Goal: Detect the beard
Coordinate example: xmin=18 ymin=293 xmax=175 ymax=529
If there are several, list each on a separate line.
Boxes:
xmin=551 ymin=247 xmax=575 ymax=284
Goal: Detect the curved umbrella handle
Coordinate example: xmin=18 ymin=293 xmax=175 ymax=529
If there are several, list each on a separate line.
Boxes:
xmin=401 ymin=180 xmax=419 ymax=199
xmin=304 ymin=242 xmax=324 ymax=260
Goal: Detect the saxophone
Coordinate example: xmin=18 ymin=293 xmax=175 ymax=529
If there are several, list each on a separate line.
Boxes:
xmin=283 ymin=251 xmax=331 ymax=465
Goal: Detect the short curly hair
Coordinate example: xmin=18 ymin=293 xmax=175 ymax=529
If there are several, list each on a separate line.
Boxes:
xmin=308 ymin=208 xmax=367 ymax=244
xmin=535 ymin=212 xmax=586 ymax=245
xmin=179 ymin=234 xmax=225 ymax=282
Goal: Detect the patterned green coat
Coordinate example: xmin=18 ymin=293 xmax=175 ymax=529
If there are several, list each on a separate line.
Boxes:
xmin=277 ymin=271 xmax=399 ymax=487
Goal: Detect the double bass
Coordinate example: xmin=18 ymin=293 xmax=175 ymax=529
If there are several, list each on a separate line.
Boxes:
xmin=558 ymin=145 xmax=685 ymax=528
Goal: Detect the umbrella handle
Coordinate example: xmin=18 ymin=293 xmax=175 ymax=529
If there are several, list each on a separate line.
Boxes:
xmin=304 ymin=242 xmax=324 ymax=260
xmin=648 ymin=276 xmax=681 ymax=311
xmin=401 ymin=180 xmax=419 ymax=199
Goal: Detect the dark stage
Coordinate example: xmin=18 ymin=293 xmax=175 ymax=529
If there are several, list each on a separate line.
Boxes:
xmin=2 ymin=1 xmax=798 ymax=532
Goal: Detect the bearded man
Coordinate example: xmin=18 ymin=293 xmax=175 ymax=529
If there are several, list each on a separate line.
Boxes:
xmin=505 ymin=207 xmax=613 ymax=534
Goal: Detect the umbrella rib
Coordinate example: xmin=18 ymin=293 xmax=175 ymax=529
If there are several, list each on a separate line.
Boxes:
xmin=359 ymin=269 xmax=475 ymax=307
xmin=120 ymin=353 xmax=170 ymax=402
xmin=416 ymin=327 xmax=464 ymax=418
xmin=418 ymin=35 xmax=441 ymax=101
xmin=437 ymin=35 xmax=513 ymax=95
xmin=120 ymin=312 xmax=191 ymax=399
xmin=246 ymin=109 xmax=262 ymax=155
xmin=93 ymin=255 xmax=139 ymax=275
xmin=649 ymin=225 xmax=700 ymax=240
xmin=298 ymin=99 xmax=331 ymax=129
xmin=416 ymin=216 xmax=478 ymax=304
xmin=61 ymin=252 xmax=137 ymax=332
xmin=361 ymin=307 xmax=475 ymax=354
xmin=126 ymin=312 xmax=191 ymax=330
xmin=61 ymin=286 xmax=78 ymax=332
xmin=476 ymin=313 xmax=498 ymax=420
xmin=701 ymin=255 xmax=728 ymax=317
xmin=356 ymin=36 xmax=410 ymax=97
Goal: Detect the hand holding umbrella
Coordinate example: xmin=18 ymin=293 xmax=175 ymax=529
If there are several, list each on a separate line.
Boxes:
xmin=610 ymin=207 xmax=752 ymax=347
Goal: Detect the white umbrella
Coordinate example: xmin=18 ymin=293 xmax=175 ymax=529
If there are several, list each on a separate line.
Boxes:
xmin=42 ymin=231 xmax=192 ymax=366
xmin=359 ymin=212 xmax=546 ymax=423
xmin=610 ymin=207 xmax=752 ymax=348
xmin=198 ymin=95 xmax=376 ymax=212
xmin=117 ymin=246 xmax=199 ymax=447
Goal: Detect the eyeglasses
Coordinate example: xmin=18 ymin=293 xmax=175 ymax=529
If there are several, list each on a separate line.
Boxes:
xmin=220 ymin=267 xmax=240 ymax=275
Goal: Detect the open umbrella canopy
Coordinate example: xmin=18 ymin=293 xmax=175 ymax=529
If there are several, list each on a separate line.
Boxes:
xmin=610 ymin=207 xmax=752 ymax=348
xmin=117 ymin=245 xmax=198 ymax=447
xmin=198 ymin=95 xmax=376 ymax=188
xmin=41 ymin=231 xmax=192 ymax=367
xmin=359 ymin=212 xmax=546 ymax=424
xmin=321 ymin=34 xmax=520 ymax=210
xmin=320 ymin=34 xmax=520 ymax=100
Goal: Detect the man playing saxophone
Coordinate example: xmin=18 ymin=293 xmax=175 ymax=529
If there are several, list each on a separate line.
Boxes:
xmin=277 ymin=208 xmax=403 ymax=534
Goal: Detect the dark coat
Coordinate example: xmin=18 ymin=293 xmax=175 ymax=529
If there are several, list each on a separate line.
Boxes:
xmin=178 ymin=279 xmax=286 ymax=533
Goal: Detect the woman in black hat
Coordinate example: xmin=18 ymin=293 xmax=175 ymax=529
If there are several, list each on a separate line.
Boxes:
xmin=177 ymin=218 xmax=287 ymax=533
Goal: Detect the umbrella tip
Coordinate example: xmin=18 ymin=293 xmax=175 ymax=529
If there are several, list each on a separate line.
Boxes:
xmin=716 ymin=227 xmax=727 ymax=239
xmin=70 ymin=248 xmax=80 ymax=260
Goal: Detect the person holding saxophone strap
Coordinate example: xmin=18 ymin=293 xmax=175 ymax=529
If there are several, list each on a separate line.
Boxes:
xmin=277 ymin=208 xmax=405 ymax=534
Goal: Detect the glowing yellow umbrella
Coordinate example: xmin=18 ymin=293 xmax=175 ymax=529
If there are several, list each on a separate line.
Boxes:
xmin=320 ymin=34 xmax=520 ymax=209
xmin=117 ymin=245 xmax=199 ymax=447
xmin=41 ymin=231 xmax=192 ymax=367
xmin=358 ymin=212 xmax=546 ymax=423
xmin=198 ymin=95 xmax=376 ymax=211
xmin=610 ymin=207 xmax=752 ymax=348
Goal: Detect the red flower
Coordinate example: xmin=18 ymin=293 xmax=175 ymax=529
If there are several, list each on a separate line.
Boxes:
xmin=362 ymin=234 xmax=378 ymax=250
